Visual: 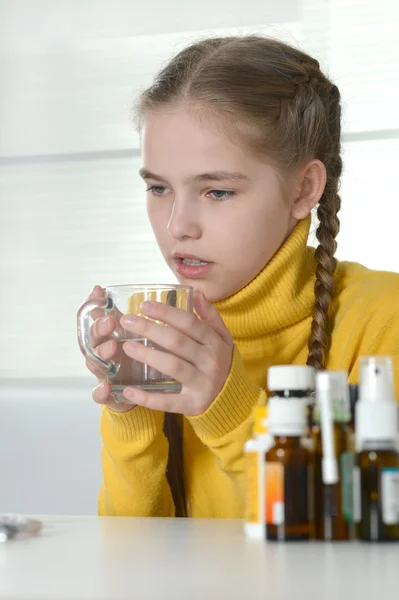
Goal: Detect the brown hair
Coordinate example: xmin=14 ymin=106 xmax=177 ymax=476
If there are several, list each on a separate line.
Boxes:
xmin=135 ymin=35 xmax=342 ymax=513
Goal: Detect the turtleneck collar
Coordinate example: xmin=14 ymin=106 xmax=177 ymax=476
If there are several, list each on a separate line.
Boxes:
xmin=214 ymin=217 xmax=317 ymax=339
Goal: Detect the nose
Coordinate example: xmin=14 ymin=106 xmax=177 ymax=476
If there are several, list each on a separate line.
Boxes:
xmin=167 ymin=198 xmax=201 ymax=240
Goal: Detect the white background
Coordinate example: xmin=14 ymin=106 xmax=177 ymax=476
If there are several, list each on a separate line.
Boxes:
xmin=0 ymin=0 xmax=398 ymax=513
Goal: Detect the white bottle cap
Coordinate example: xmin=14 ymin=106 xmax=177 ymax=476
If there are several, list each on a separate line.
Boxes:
xmin=268 ymin=397 xmax=307 ymax=437
xmin=359 ymin=356 xmax=395 ymax=403
xmin=267 ymin=365 xmax=315 ymax=393
xmin=356 ymin=356 xmax=398 ymax=450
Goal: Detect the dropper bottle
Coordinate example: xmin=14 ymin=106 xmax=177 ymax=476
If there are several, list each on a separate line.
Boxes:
xmin=355 ymin=356 xmax=399 ymax=542
xmin=265 ymin=365 xmax=314 ymax=541
xmin=313 ymin=371 xmax=354 ymax=540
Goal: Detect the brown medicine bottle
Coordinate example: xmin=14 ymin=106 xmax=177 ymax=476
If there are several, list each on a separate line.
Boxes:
xmin=265 ymin=365 xmax=314 ymax=542
xmin=355 ymin=357 xmax=399 ymax=542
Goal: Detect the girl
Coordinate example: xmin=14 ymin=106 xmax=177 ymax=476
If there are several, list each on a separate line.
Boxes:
xmin=85 ymin=35 xmax=399 ymax=518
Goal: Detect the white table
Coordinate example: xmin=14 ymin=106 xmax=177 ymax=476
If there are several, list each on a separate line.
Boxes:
xmin=0 ymin=516 xmax=398 ymax=600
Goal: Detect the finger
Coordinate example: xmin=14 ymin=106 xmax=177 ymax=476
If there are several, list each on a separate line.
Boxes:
xmin=92 ymin=381 xmax=113 ymax=404
xmin=92 ymin=382 xmax=135 ymax=413
xmin=135 ymin=298 xmax=220 ymax=347
xmin=193 ymin=288 xmax=233 ymax=345
xmin=91 ymin=316 xmax=117 ymax=347
xmin=85 ymin=340 xmax=117 ymax=379
xmin=89 ymin=286 xmax=127 ymax=337
xmin=119 ymin=314 xmax=204 ymax=366
xmin=86 ymin=357 xmax=104 ymax=379
xmin=93 ymin=339 xmax=118 ymax=373
xmin=123 ymin=340 xmax=196 ymax=385
xmin=90 ymin=285 xmax=103 ymax=298
xmin=122 ymin=388 xmax=199 ymax=416
xmin=89 ymin=285 xmax=107 ymax=321
xmin=96 ymin=339 xmax=118 ymax=360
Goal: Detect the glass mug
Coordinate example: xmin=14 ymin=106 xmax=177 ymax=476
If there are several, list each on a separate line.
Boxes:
xmin=77 ymin=284 xmax=194 ymax=402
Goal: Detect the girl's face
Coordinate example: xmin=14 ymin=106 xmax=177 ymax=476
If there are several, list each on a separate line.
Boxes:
xmin=140 ymin=107 xmax=297 ymax=302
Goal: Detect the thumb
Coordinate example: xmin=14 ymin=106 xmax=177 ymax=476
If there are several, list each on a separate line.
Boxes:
xmin=194 ymin=288 xmax=233 ymax=346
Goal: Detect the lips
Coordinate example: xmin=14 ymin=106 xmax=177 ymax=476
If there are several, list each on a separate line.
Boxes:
xmin=172 ymin=252 xmax=212 ymax=263
xmin=172 ymin=253 xmax=214 ymax=280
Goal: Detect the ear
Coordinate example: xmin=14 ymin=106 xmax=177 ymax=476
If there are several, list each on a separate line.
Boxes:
xmin=291 ymin=159 xmax=327 ymax=220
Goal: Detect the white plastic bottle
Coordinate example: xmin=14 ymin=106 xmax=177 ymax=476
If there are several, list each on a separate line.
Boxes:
xmin=244 ymin=405 xmax=272 ymax=539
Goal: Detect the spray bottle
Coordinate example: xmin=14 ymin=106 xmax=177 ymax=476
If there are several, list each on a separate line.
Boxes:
xmin=313 ymin=371 xmax=354 ymax=540
xmin=355 ymin=356 xmax=399 ymax=541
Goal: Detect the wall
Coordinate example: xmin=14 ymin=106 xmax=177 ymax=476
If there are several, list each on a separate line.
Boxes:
xmin=0 ymin=379 xmax=101 ymax=514
xmin=0 ymin=0 xmax=398 ymax=515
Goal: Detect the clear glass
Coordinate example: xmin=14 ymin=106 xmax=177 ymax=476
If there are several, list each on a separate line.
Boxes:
xmin=77 ymin=284 xmax=194 ymax=401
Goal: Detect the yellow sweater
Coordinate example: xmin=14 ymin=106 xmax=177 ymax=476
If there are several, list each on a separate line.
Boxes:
xmin=99 ymin=217 xmax=399 ymax=518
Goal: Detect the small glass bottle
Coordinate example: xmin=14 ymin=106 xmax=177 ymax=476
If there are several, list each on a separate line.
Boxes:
xmin=265 ymin=365 xmax=314 ymax=542
xmin=355 ymin=356 xmax=399 ymax=542
xmin=244 ymin=405 xmax=272 ymax=539
xmin=312 ymin=371 xmax=354 ymax=540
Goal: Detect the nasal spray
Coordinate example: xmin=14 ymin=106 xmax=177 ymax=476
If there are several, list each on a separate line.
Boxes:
xmin=355 ymin=357 xmax=399 ymax=541
xmin=313 ymin=371 xmax=354 ymax=540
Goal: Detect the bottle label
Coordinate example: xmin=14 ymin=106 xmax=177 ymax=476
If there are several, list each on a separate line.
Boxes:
xmin=340 ymin=452 xmax=355 ymax=522
xmin=313 ymin=397 xmax=350 ymax=424
xmin=265 ymin=462 xmax=284 ymax=525
xmin=352 ymin=466 xmax=361 ymax=523
xmin=381 ymin=468 xmax=399 ymax=525
xmin=244 ymin=451 xmax=260 ymax=524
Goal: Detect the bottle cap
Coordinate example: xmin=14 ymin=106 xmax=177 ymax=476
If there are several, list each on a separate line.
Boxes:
xmin=252 ymin=405 xmax=268 ymax=436
xmin=267 ymin=365 xmax=315 ymax=394
xmin=359 ymin=356 xmax=395 ymax=403
xmin=268 ymin=397 xmax=307 ymax=436
xmin=356 ymin=356 xmax=398 ymax=449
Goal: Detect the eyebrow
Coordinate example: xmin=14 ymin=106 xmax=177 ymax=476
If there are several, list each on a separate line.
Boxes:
xmin=139 ymin=168 xmax=250 ymax=185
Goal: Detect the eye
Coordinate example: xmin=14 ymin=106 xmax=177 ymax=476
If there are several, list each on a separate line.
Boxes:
xmin=146 ymin=185 xmax=170 ymax=197
xmin=208 ymin=190 xmax=236 ymax=201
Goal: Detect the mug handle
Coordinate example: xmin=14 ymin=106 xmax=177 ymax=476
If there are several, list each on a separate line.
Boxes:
xmin=77 ymin=295 xmax=118 ymax=377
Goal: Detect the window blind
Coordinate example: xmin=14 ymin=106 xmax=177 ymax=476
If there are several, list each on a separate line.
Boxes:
xmin=0 ymin=0 xmax=398 ymax=379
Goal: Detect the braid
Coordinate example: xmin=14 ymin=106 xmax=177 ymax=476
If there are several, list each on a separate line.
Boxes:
xmin=286 ymin=73 xmax=342 ymax=371
xmin=306 ymin=186 xmax=341 ymax=370
xmin=306 ymin=84 xmax=342 ymax=371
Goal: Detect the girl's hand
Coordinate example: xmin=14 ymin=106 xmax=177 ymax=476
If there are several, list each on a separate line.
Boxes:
xmin=120 ymin=288 xmax=234 ymax=416
xmin=86 ymin=285 xmax=135 ymax=414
